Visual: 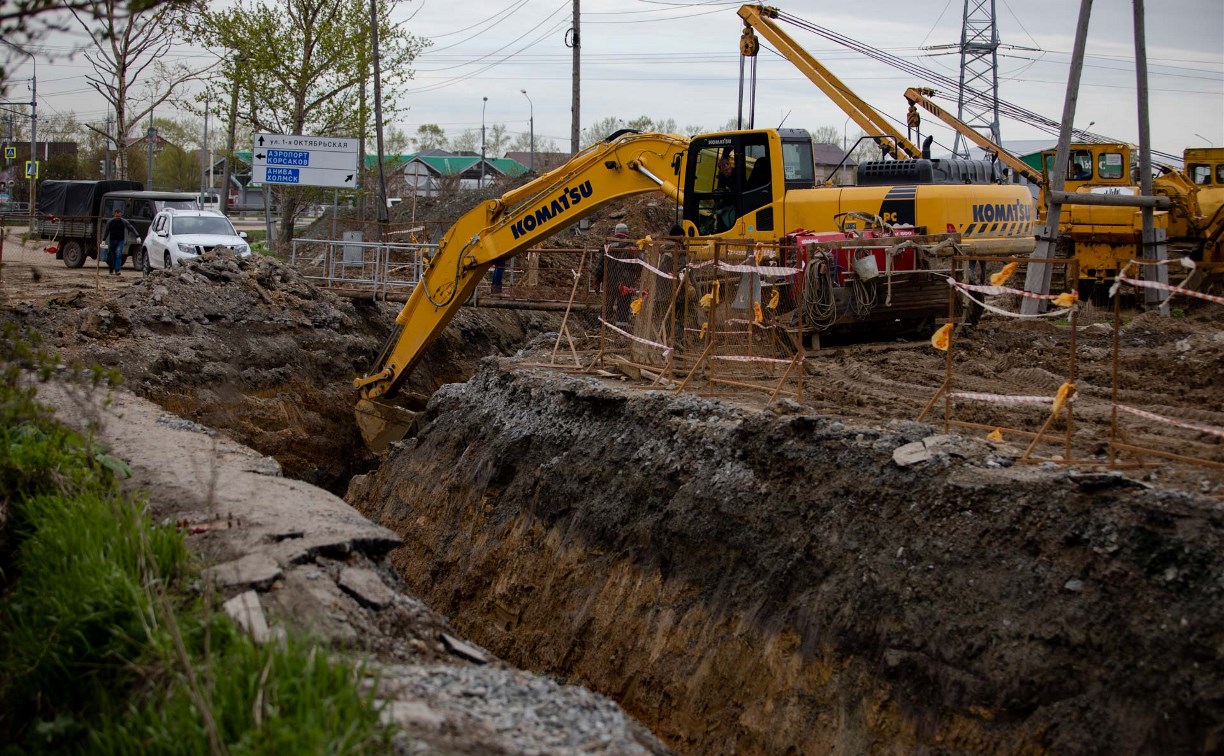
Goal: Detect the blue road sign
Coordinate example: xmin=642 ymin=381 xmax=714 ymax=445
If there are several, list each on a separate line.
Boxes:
xmin=265 ymin=167 xmax=301 ymax=183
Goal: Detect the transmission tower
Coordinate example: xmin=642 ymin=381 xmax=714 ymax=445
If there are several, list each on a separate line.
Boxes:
xmin=953 ymin=0 xmax=1001 ymax=157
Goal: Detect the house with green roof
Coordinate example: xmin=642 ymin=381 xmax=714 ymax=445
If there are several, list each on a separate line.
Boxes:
xmin=400 ymin=153 xmax=528 ymax=197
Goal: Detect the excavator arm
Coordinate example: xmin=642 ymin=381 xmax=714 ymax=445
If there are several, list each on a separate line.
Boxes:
xmin=354 ymin=131 xmax=689 ymax=404
xmin=903 ymin=87 xmax=1045 ymax=185
xmin=738 ymin=4 xmax=922 ymax=160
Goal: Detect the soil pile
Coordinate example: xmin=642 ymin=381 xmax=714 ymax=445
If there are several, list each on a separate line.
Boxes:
xmin=348 ymin=358 xmax=1224 ymax=754
xmin=3 ymin=250 xmax=557 ymax=491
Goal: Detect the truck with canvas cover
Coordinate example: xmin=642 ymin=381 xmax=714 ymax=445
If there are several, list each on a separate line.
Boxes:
xmin=36 ymin=180 xmax=200 ymax=269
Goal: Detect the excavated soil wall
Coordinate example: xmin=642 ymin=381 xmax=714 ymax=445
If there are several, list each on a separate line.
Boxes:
xmin=348 ymin=360 xmax=1224 ymax=754
xmin=3 ymin=254 xmax=557 ymax=492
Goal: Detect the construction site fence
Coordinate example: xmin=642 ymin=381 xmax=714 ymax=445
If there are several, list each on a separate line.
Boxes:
xmin=538 ymin=236 xmax=809 ymax=402
xmin=288 ymin=237 xmax=429 ymax=299
xmin=921 ymin=253 xmax=1224 ymax=475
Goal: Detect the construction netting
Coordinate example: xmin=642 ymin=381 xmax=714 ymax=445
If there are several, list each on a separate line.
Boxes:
xmin=536 ymin=230 xmax=968 ymax=401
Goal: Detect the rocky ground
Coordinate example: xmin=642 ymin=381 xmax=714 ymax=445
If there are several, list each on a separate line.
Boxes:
xmin=348 ymin=359 xmax=1223 ymax=754
xmin=3 ymin=230 xmax=1222 ymax=754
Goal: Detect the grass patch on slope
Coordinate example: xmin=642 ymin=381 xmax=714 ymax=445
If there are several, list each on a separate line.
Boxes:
xmin=0 ymin=324 xmax=394 ymax=753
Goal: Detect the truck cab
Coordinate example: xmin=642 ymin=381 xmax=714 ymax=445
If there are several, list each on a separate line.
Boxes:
xmin=1184 ymin=147 xmax=1224 ymax=221
xmin=1041 ymin=143 xmax=1134 ymax=194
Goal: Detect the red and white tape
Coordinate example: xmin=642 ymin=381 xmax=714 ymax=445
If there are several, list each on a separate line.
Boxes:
xmin=1115 ymin=276 xmax=1224 ymax=306
xmin=717 ymin=261 xmax=803 ymax=276
xmin=599 ymin=319 xmax=672 ymax=357
xmin=604 ymin=254 xmax=677 ymax=280
xmin=950 ymin=279 xmax=1067 ymax=301
xmin=1114 ymin=403 xmax=1224 ymax=438
xmin=949 ymin=390 xmax=1070 ymax=406
xmin=951 ymin=285 xmax=1073 ymax=320
xmin=711 ymin=354 xmax=802 ymax=366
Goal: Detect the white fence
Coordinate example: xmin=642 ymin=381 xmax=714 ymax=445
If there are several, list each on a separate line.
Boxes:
xmin=288 ymin=237 xmax=432 ymax=299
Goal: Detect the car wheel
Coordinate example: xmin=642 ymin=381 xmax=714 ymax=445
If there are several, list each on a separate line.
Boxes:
xmin=140 ymin=248 xmax=151 ymax=274
xmin=165 ymin=252 xmax=173 ymax=270
xmin=61 ymin=240 xmax=86 ymax=269
xmin=131 ymin=247 xmax=143 ymax=271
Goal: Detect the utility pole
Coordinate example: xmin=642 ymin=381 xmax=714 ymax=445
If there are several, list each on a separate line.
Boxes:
xmin=370 ymin=0 xmax=389 ymax=227
xmin=568 ymin=0 xmax=580 ymax=154
xmin=200 ymin=102 xmax=209 ymax=200
xmin=481 ymin=96 xmax=488 ymax=188
xmin=1132 ymin=0 xmax=1166 ymax=313
xmin=221 ymin=55 xmax=244 ymax=217
xmin=146 ymin=110 xmax=155 ymax=190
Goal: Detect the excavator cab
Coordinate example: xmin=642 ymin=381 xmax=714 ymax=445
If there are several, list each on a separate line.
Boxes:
xmin=682 ymin=128 xmax=814 ymax=237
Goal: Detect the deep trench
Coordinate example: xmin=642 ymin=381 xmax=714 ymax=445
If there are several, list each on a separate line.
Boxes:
xmin=181 ymin=344 xmax=1224 ymax=756
xmin=88 ymin=287 xmax=1219 ymax=755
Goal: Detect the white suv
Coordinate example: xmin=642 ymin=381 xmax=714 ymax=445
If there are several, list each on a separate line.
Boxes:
xmin=141 ymin=209 xmax=251 ymax=271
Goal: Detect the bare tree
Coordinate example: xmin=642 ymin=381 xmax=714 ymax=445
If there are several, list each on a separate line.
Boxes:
xmin=73 ymin=0 xmax=208 ymax=180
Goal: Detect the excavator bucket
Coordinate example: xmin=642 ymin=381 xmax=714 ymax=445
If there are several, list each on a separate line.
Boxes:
xmin=355 ymin=399 xmax=420 ymax=453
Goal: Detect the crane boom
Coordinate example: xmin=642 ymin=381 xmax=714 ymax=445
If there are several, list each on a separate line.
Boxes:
xmin=737 ymin=4 xmax=922 ymax=160
xmin=354 ymin=131 xmax=689 ymax=401
xmin=903 ymin=87 xmax=1044 ymax=185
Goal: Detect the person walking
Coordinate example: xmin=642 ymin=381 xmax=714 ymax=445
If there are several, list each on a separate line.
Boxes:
xmin=103 ymin=208 xmax=139 ymax=276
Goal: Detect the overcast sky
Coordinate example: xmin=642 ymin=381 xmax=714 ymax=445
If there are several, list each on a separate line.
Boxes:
xmin=4 ymin=0 xmax=1222 ymax=160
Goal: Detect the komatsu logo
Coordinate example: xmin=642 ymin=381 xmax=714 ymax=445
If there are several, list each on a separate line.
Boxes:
xmin=972 ymin=200 xmax=1033 ymax=223
xmin=510 ymin=180 xmax=594 ymax=239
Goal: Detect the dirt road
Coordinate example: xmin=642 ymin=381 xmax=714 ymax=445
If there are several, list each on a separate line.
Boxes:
xmin=1 ymin=231 xmax=136 ymax=305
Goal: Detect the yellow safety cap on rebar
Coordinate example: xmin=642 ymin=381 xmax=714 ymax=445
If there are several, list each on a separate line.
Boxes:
xmin=1052 ymin=291 xmax=1079 ymax=308
xmin=1052 ymin=382 xmax=1075 ymax=416
xmin=753 ymin=301 xmax=763 ymax=324
xmin=630 ymin=297 xmax=643 ymax=315
xmin=990 ymin=261 xmax=1019 ymax=286
xmin=931 ymin=323 xmax=952 ymax=351
xmin=986 ymin=427 xmax=1004 ymax=442
xmin=636 ymin=235 xmax=652 ymax=250
xmin=767 ymin=288 xmax=780 ymax=310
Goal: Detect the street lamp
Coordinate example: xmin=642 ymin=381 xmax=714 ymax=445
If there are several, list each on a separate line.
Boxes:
xmin=1195 ymin=133 xmax=1214 ymax=147
xmin=481 ymin=96 xmax=488 ymax=189
xmin=0 ymin=38 xmax=36 ymax=231
xmin=521 ymin=89 xmax=534 ymax=173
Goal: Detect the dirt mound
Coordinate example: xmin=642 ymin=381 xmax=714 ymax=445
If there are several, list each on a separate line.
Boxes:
xmin=348 ymin=358 xmax=1224 ymax=754
xmin=3 ymin=251 xmax=557 ymax=491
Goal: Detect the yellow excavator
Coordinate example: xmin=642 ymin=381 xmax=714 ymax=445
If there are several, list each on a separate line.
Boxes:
xmin=903 ymin=86 xmax=1224 ymax=284
xmin=353 ymin=126 xmax=1035 ymax=447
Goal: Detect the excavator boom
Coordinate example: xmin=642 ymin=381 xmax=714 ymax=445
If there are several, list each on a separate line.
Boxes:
xmin=354 ymin=131 xmax=689 ymax=405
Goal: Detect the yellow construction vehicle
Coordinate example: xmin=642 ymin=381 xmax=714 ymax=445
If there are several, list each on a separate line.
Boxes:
xmin=900 ymin=86 xmax=1224 ymax=287
xmin=1184 ymin=147 xmax=1224 ymax=229
xmin=353 ymin=128 xmax=1034 ymax=440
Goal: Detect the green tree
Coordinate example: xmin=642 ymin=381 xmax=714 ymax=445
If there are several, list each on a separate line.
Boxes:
xmin=153 ymin=143 xmax=201 ymax=191
xmin=192 ymin=0 xmax=428 ymax=246
xmin=413 ymin=123 xmax=447 ymax=151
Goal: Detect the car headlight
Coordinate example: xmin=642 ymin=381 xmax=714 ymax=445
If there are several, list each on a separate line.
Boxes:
xmin=177 ymin=243 xmax=198 ymax=255
xmin=235 ymin=244 xmax=250 ymax=255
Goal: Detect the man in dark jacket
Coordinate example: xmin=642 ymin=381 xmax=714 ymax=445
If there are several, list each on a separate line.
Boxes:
xmin=603 ymin=222 xmax=638 ymax=325
xmin=103 ymin=208 xmax=138 ymax=275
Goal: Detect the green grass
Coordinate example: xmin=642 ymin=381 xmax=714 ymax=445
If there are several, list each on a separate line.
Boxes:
xmin=0 ymin=324 xmax=395 ymax=753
